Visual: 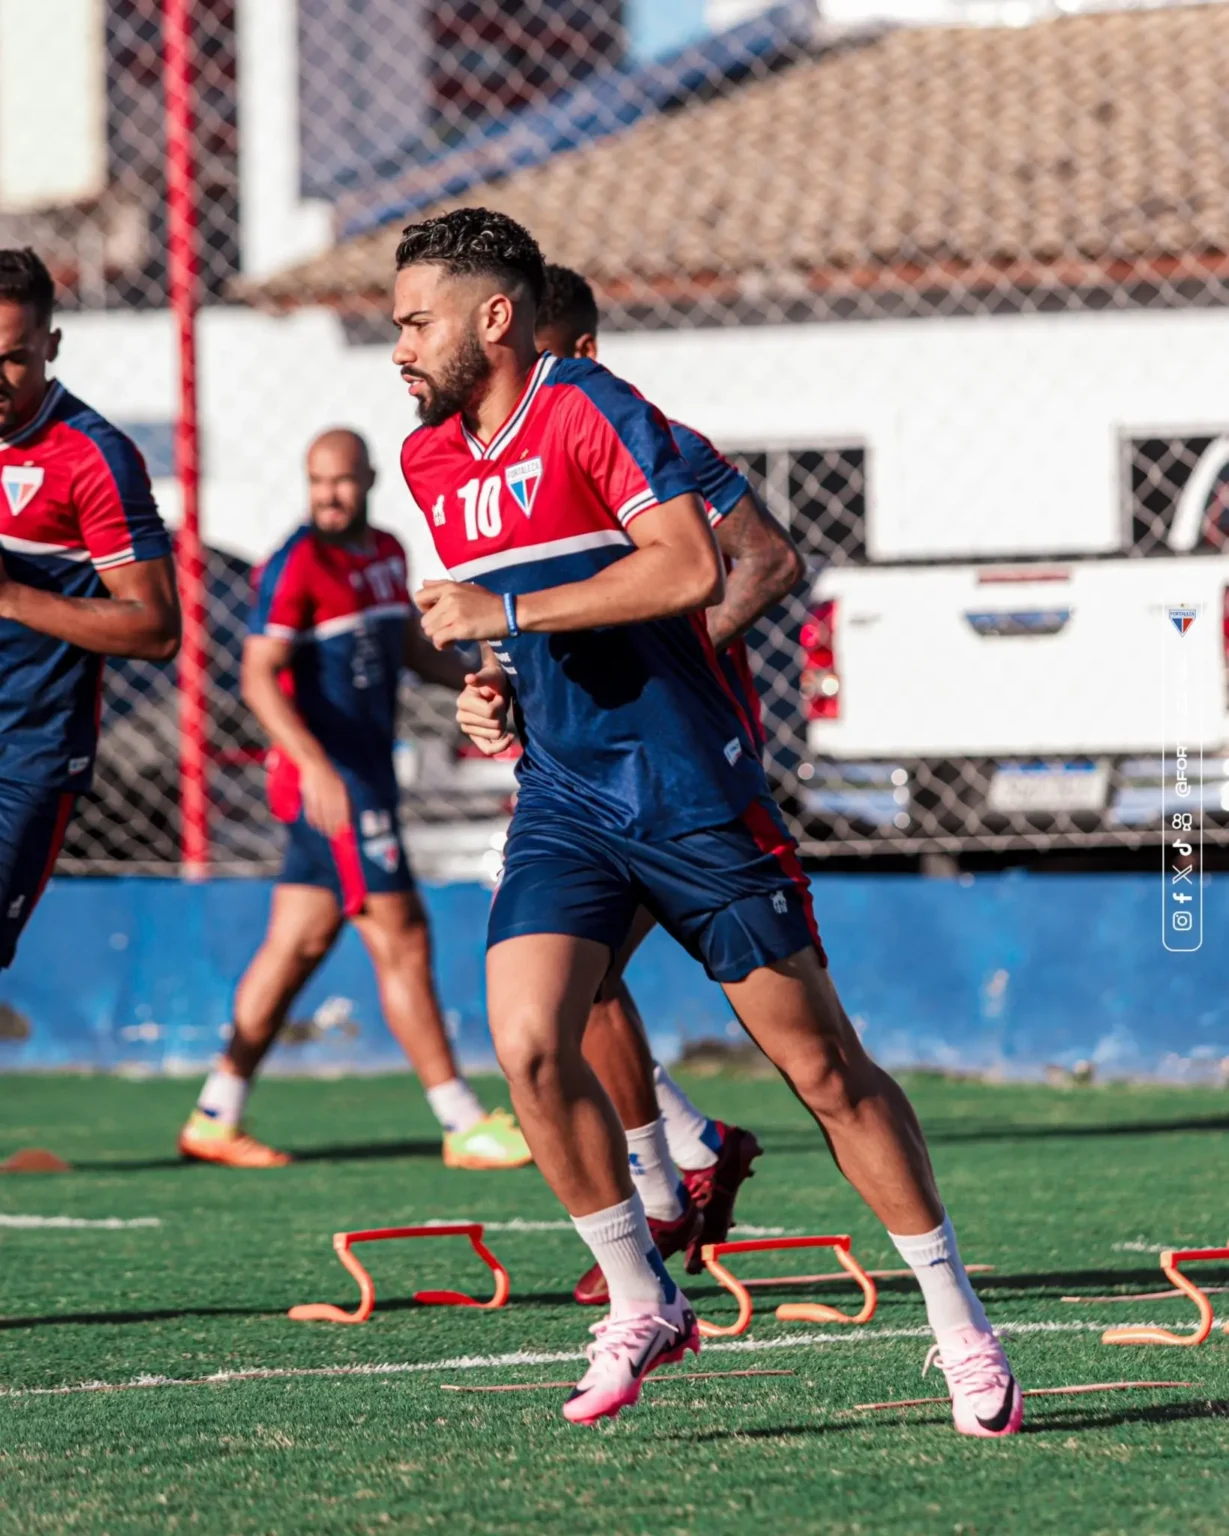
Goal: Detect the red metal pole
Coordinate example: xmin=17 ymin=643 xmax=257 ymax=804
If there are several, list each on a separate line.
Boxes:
xmin=164 ymin=0 xmax=210 ymax=876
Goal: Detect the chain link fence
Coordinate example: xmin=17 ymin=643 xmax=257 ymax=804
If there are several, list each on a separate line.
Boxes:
xmin=8 ymin=0 xmax=1229 ymax=872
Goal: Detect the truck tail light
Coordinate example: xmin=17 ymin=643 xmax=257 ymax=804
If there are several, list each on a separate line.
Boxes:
xmin=1222 ymin=586 xmax=1229 ymax=705
xmin=800 ymin=599 xmax=840 ymax=721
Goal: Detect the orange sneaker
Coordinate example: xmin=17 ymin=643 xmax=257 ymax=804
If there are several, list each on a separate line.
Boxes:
xmin=178 ymin=1110 xmax=292 ymax=1169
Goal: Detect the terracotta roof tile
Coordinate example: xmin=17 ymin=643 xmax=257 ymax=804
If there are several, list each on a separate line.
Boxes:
xmin=240 ymin=7 xmax=1229 ymax=317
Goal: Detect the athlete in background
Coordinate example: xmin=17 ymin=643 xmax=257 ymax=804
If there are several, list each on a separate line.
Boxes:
xmin=399 ymin=208 xmax=1020 ymax=1435
xmin=178 ymin=429 xmax=530 ymax=1171
xmin=535 ymin=264 xmax=806 ymax=1305
xmin=0 ymin=248 xmax=179 ymax=966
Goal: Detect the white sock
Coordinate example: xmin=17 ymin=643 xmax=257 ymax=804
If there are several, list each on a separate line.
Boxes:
xmin=625 ymin=1120 xmax=686 ymax=1222
xmin=196 ymin=1067 xmax=248 ymax=1128
xmin=653 ymin=1062 xmax=720 ymax=1170
xmin=889 ymin=1212 xmax=992 ymax=1339
xmin=425 ymin=1077 xmax=485 ymax=1135
xmin=572 ymin=1194 xmax=675 ymax=1316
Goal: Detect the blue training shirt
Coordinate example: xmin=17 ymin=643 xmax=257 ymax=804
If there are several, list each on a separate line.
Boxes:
xmin=401 ymin=353 xmax=767 ymax=839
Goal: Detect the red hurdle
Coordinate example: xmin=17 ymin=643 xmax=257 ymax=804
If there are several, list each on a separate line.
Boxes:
xmin=288 ymin=1223 xmax=510 ymax=1325
xmin=697 ymin=1234 xmax=878 ymax=1338
xmin=1102 ymin=1246 xmax=1229 ymax=1347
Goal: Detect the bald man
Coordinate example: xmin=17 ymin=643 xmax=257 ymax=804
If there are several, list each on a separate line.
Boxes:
xmin=178 ymin=430 xmax=531 ymax=1170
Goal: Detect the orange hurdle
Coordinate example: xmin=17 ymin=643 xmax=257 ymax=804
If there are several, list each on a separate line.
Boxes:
xmin=289 ymin=1223 xmax=510 ymax=1325
xmin=1102 ymin=1247 xmax=1229 ymax=1348
xmin=698 ymin=1234 xmax=877 ymax=1339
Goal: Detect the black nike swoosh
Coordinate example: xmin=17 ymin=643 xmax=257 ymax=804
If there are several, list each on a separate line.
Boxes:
xmin=975 ymin=1380 xmax=1017 ymax=1433
xmin=629 ymin=1332 xmax=662 ymax=1379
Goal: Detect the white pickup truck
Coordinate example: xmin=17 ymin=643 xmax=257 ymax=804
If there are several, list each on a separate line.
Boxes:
xmin=797 ymin=552 xmax=1229 ymax=844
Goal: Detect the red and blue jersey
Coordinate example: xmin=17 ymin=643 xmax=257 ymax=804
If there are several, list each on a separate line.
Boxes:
xmin=667 ymin=421 xmax=765 ymax=753
xmin=400 ymin=353 xmax=767 ymax=840
xmin=248 ymin=525 xmax=410 ymax=787
xmin=0 ymin=382 xmax=171 ymax=788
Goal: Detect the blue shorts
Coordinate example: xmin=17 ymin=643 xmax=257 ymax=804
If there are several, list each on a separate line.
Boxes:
xmin=488 ymin=794 xmax=825 ymax=984
xmin=280 ymin=798 xmax=413 ymax=912
xmin=0 ymin=780 xmax=77 ymax=968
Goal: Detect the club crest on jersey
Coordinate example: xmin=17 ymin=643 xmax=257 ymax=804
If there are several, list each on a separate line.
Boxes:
xmin=2 ymin=464 xmax=44 ymax=516
xmin=1169 ymin=607 xmax=1196 ymax=636
xmin=504 ymin=456 xmax=542 ymax=518
xmin=362 ymin=833 xmax=401 ymax=873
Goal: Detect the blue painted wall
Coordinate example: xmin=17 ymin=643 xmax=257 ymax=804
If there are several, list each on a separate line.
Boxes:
xmin=0 ymin=874 xmax=1224 ymax=1081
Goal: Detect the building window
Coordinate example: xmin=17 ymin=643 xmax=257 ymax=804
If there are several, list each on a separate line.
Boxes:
xmin=725 ymin=445 xmax=868 ymax=566
xmin=1125 ymin=434 xmax=1229 ymax=556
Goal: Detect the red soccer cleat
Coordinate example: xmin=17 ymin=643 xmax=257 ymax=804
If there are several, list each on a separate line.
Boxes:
xmin=680 ymin=1122 xmax=762 ymax=1273
xmin=573 ymin=1201 xmax=701 ymax=1306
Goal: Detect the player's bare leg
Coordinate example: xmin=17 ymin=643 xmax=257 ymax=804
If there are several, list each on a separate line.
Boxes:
xmin=352 ymin=891 xmax=462 ymax=1090
xmin=180 ymin=885 xmax=343 ymax=1167
xmin=581 ymin=908 xmax=660 ymax=1128
xmin=575 ymin=911 xmax=761 ymax=1303
xmin=182 ymin=886 xmax=530 ymax=1171
xmin=573 ymin=972 xmax=699 ymax=1302
xmin=353 ymin=892 xmax=531 ymax=1169
xmin=723 ymin=948 xmax=1022 ymax=1436
xmin=724 ymin=951 xmax=938 ymax=1231
xmin=583 ymin=980 xmax=659 ymax=1127
xmin=487 ymin=932 xmax=699 ymax=1424
xmin=489 ymin=934 xmax=629 ymax=1213
xmin=227 ymin=886 xmax=343 ymax=1074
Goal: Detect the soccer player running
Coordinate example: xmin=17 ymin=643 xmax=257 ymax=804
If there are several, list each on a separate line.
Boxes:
xmin=534 ymin=264 xmax=804 ymax=1305
xmin=397 ymin=209 xmax=1020 ymax=1434
xmin=0 ymin=248 xmax=179 ymax=966
xmin=178 ymin=428 xmax=530 ymax=1172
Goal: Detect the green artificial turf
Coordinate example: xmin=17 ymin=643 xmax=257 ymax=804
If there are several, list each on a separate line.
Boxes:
xmin=1 ymin=1072 xmax=1227 ymax=1534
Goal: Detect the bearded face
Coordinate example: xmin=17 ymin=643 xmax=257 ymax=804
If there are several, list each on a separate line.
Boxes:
xmin=399 ymin=312 xmax=493 ymax=428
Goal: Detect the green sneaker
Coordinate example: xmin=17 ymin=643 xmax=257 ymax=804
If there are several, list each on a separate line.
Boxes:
xmin=443 ymin=1110 xmax=533 ymax=1170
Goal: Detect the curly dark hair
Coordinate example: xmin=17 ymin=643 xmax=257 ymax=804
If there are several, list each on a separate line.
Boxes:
xmin=536 ymin=264 xmax=599 ymax=352
xmin=394 ymin=208 xmax=546 ymax=307
xmin=0 ymin=248 xmax=55 ymax=327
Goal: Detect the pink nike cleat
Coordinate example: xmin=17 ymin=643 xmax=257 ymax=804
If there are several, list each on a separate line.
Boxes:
xmin=924 ymin=1326 xmax=1024 ymax=1437
xmin=562 ymin=1292 xmax=700 ymax=1426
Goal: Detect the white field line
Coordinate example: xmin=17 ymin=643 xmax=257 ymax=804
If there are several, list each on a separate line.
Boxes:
xmin=419 ymin=1219 xmax=789 ymax=1236
xmin=0 ymin=1215 xmax=161 ymax=1230
xmin=2 ymin=1317 xmax=1218 ymax=1403
xmin=1113 ymin=1239 xmax=1229 ymax=1254
xmin=0 ymin=1216 xmax=787 ymax=1237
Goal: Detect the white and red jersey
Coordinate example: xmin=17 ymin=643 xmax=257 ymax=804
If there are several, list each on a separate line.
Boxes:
xmin=0 ymin=382 xmax=171 ymax=787
xmin=400 ymin=353 xmax=766 ymax=840
xmin=248 ymin=525 xmax=410 ymax=790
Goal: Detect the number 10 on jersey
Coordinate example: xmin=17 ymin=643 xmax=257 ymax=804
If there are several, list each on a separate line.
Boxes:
xmin=458 ymin=476 xmax=502 ymax=541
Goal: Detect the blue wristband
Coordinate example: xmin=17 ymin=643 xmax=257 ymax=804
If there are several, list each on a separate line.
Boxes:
xmin=502 ymin=591 xmax=520 ymax=638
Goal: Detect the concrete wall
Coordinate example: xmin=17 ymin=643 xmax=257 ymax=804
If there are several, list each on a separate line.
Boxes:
xmin=58 ymin=301 xmax=1229 ymax=575
xmin=1 ymin=873 xmax=1225 ymax=1082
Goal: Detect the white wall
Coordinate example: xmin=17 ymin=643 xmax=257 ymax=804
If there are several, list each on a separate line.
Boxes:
xmin=57 ymin=307 xmax=439 ymax=573
xmin=235 ymin=0 xmax=332 ymax=279
xmin=55 ymin=301 xmax=1229 ymax=573
xmin=605 ymin=307 xmax=1229 ymax=559
xmin=0 ymin=0 xmax=106 ymax=212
